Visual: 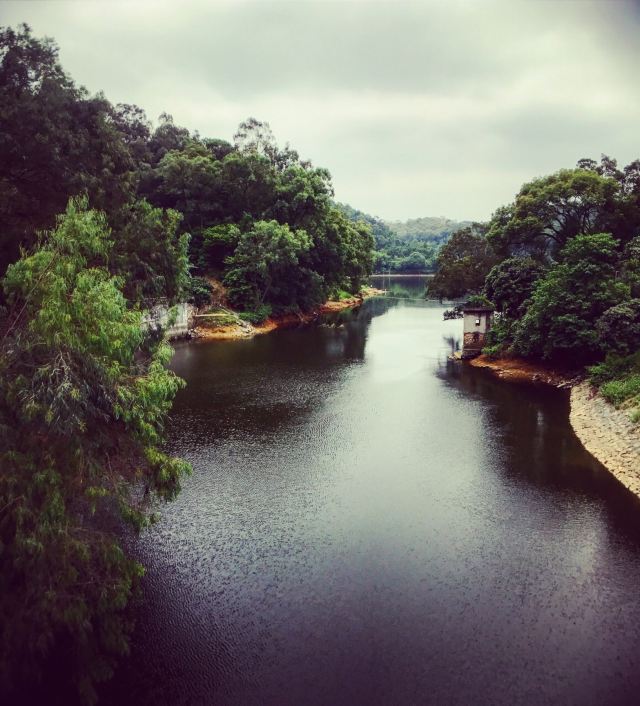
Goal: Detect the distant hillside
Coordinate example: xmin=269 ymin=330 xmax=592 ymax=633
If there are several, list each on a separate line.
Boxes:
xmin=385 ymin=216 xmax=471 ymax=244
xmin=338 ymin=204 xmax=469 ymax=273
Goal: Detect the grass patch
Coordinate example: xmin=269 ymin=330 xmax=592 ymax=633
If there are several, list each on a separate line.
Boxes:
xmin=600 ymin=374 xmax=640 ymax=406
xmin=589 ymin=351 xmax=640 ymax=422
xmin=237 ymin=304 xmax=272 ymax=325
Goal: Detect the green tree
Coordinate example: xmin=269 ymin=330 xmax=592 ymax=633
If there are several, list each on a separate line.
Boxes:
xmin=0 ymin=24 xmax=135 ymax=275
xmin=428 ymin=226 xmax=497 ymax=299
xmin=484 ymin=257 xmax=545 ymax=318
xmin=223 ymin=220 xmax=312 ymax=310
xmin=486 ymin=169 xmax=620 ymax=260
xmin=110 ymin=199 xmax=190 ymax=305
xmin=513 ymin=233 xmax=629 ymax=362
xmin=201 ymin=223 xmax=241 ymax=271
xmin=0 ymin=198 xmax=189 ymax=703
xmin=596 ymin=299 xmax=640 ymax=356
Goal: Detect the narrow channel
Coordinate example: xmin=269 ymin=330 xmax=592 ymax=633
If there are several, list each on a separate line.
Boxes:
xmin=102 ymin=277 xmax=640 ymax=706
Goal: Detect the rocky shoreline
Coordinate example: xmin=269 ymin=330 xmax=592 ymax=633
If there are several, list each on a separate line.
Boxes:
xmin=569 ymin=382 xmax=640 ymax=499
xmin=466 ymin=355 xmax=640 ymax=500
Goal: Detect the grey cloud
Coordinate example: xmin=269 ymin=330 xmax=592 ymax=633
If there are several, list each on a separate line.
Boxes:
xmin=1 ymin=0 xmax=639 ymax=220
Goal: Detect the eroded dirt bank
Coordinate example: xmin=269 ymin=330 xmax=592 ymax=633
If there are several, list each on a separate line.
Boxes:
xmin=468 ymin=354 xmax=575 ymax=387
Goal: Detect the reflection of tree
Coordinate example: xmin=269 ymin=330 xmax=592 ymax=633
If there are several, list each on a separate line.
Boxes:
xmin=437 ymin=362 xmax=640 ymax=532
xmin=442 ymin=335 xmax=461 ymax=355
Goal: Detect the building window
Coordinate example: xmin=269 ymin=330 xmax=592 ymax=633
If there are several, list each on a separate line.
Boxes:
xmin=475 ymin=318 xmax=481 ymax=326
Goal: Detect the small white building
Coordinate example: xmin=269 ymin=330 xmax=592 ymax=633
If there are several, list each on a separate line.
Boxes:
xmin=462 ymin=303 xmax=493 ymax=358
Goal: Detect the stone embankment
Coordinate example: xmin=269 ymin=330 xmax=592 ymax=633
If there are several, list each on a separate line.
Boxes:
xmin=570 ymin=382 xmax=640 ymax=499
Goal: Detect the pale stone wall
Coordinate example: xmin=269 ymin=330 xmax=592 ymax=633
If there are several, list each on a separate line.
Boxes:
xmin=463 ymin=312 xmax=490 ymax=335
xmin=570 ymin=382 xmax=640 ymax=498
xmin=142 ymin=302 xmax=195 ymax=339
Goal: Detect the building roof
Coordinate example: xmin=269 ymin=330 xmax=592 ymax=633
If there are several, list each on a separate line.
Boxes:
xmin=462 ymin=305 xmax=494 ymax=313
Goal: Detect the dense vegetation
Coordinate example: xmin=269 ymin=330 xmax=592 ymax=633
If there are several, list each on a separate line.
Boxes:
xmin=0 ymin=23 xmax=375 ymax=702
xmin=339 ymin=205 xmax=467 ymax=273
xmin=429 ymin=156 xmax=640 ymax=420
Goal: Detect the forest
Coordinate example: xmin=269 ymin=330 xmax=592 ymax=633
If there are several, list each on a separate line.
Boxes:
xmin=339 ymin=205 xmax=467 ymax=273
xmin=0 ymin=23 xmax=376 ymax=703
xmin=429 ymin=157 xmax=640 ymax=421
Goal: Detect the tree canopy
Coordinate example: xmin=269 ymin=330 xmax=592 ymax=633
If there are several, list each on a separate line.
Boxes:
xmin=0 ymin=199 xmax=190 ymax=703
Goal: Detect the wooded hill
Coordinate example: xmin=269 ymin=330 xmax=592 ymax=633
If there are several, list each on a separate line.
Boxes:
xmin=339 ymin=205 xmax=469 ymax=273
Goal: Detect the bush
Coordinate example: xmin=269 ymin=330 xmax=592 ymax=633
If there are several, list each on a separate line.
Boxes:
xmin=186 ymin=276 xmax=212 ymax=308
xmin=588 ymin=351 xmax=640 ymax=386
xmin=238 ymin=304 xmax=272 ymax=324
xmin=600 ymin=375 xmax=640 ymax=407
xmin=596 ymin=299 xmax=640 ymax=356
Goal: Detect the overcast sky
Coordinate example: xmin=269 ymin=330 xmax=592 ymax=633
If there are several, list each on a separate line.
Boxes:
xmin=2 ymin=0 xmax=639 ymax=221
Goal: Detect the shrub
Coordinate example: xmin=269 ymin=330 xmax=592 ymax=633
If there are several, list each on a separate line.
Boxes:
xmin=596 ymin=299 xmax=640 ymax=356
xmin=238 ymin=304 xmax=272 ymax=324
xmin=186 ymin=276 xmax=213 ymax=308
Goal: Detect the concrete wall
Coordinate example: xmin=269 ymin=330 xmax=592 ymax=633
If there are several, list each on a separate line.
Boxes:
xmin=462 ymin=311 xmax=492 ymax=357
xmin=142 ymin=302 xmax=195 ymax=339
xmin=463 ymin=311 xmax=491 ymax=335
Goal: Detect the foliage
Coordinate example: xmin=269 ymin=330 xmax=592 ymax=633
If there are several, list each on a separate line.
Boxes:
xmin=486 ymin=169 xmax=620 ymax=260
xmin=590 ymin=352 xmax=640 ymax=422
xmin=0 ymin=199 xmax=189 ymax=703
xmin=223 ymin=220 xmax=312 ymax=311
xmin=0 ymin=24 xmax=136 ymax=276
xmin=237 ymin=304 xmax=272 ymax=324
xmin=338 ymin=205 xmax=465 ymax=273
xmin=466 ymin=294 xmax=495 ymax=309
xmin=186 ymin=275 xmax=213 ymax=308
xmin=512 ymin=233 xmax=629 ymax=362
xmin=201 ymin=223 xmax=242 ymax=271
xmin=595 ymin=299 xmax=640 ymax=356
xmin=428 ymin=226 xmax=498 ymax=299
xmin=110 ymin=200 xmax=190 ymax=305
xmin=484 ymin=257 xmax=544 ymax=318
xmin=482 ymin=314 xmax=513 ymax=357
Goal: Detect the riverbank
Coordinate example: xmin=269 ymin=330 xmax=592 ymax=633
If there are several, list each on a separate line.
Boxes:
xmin=467 ymin=354 xmax=640 ymax=500
xmin=192 ymin=287 xmax=385 ymax=340
xmin=570 ymin=382 xmax=640 ymax=499
xmin=468 ymin=354 xmax=576 ymax=387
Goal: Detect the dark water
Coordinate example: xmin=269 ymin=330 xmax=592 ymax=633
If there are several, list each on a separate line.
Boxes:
xmin=103 ymin=277 xmax=640 ymax=706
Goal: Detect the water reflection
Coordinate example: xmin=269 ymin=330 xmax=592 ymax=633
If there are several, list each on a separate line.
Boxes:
xmin=99 ymin=281 xmax=640 ymax=706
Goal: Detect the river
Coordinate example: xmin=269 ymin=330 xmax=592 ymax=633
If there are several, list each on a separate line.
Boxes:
xmin=102 ymin=276 xmax=640 ymax=706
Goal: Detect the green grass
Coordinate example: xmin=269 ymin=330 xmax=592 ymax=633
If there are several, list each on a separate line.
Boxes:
xmin=600 ymin=374 xmax=640 ymax=406
xmin=589 ymin=351 xmax=640 ymax=422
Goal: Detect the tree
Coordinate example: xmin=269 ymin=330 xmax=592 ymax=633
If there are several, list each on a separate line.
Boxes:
xmin=110 ymin=199 xmax=190 ymax=305
xmin=428 ymin=226 xmax=497 ymax=299
xmin=484 ymin=257 xmax=545 ymax=318
xmin=596 ymin=299 xmax=640 ymax=356
xmin=576 ymin=155 xmax=640 ymax=246
xmin=0 ymin=24 xmax=135 ymax=275
xmin=0 ymin=198 xmax=189 ymax=704
xmin=233 ymin=117 xmax=302 ymax=171
xmin=486 ymin=169 xmax=620 ymax=260
xmin=513 ymin=233 xmax=629 ymax=362
xmin=201 ymin=223 xmax=241 ymax=271
xmin=223 ymin=220 xmax=312 ymax=311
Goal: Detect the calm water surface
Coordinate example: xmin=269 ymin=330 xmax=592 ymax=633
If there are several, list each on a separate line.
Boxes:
xmin=103 ymin=277 xmax=640 ymax=706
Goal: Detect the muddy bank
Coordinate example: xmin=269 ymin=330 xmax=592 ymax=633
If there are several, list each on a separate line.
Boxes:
xmin=570 ymin=382 xmax=640 ymax=500
xmin=468 ymin=354 xmax=576 ymax=387
xmin=193 ymin=288 xmax=384 ymax=341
